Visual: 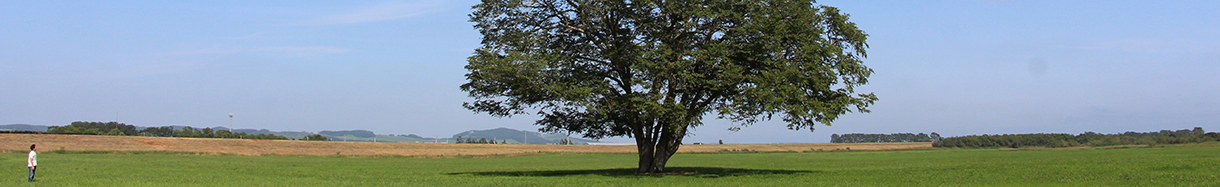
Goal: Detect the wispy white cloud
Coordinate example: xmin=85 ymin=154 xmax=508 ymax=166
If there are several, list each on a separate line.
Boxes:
xmin=253 ymin=46 xmax=352 ymax=57
xmin=170 ymin=46 xmax=352 ymax=57
xmin=234 ymin=32 xmax=272 ymax=40
xmin=306 ymin=1 xmax=446 ymax=25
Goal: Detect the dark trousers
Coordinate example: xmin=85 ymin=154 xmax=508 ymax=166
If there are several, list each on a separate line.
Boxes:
xmin=28 ymin=166 xmax=35 ymax=182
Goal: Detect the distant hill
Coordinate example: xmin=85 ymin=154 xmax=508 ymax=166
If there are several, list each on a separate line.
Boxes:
xmin=319 ymin=130 xmax=375 ymax=138
xmin=209 ymin=127 xmax=314 ymax=139
xmin=324 ymin=134 xmax=445 ymax=143
xmin=6 ymin=123 xmax=594 ymax=144
xmin=135 ymin=126 xmax=314 ymax=139
xmin=452 ymin=127 xmax=598 ymax=144
xmin=0 ymin=124 xmax=49 ymax=132
xmin=265 ymin=131 xmax=314 ymax=139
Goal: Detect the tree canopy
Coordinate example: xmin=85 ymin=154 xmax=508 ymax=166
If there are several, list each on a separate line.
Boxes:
xmin=463 ymin=0 xmax=874 ymax=173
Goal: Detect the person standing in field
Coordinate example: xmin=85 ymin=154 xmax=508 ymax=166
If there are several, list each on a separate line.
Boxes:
xmin=28 ymin=144 xmax=37 ymax=182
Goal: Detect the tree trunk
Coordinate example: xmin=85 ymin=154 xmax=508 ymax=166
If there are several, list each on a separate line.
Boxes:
xmin=632 ymin=111 xmax=695 ymax=173
xmin=636 ymin=142 xmax=655 ymax=173
xmin=633 ymin=125 xmax=655 ymax=173
xmin=650 ymin=129 xmax=673 ymax=172
xmin=650 ymin=127 xmax=686 ymax=173
xmin=650 ymin=144 xmax=672 ymax=172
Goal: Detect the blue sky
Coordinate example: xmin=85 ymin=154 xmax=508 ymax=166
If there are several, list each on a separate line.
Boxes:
xmin=2 ymin=1 xmax=1217 ymax=143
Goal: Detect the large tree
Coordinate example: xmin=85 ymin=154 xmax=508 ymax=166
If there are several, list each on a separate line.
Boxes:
xmin=462 ymin=0 xmax=875 ymax=173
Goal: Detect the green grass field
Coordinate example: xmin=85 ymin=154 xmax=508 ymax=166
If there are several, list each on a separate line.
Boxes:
xmin=3 ymin=144 xmax=1218 ymax=186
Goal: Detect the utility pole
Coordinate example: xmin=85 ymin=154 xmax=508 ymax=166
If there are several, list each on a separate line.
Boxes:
xmin=524 ymin=131 xmax=527 ymax=144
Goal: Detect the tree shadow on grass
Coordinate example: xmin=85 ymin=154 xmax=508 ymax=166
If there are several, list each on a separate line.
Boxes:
xmin=447 ymin=167 xmax=816 ymax=178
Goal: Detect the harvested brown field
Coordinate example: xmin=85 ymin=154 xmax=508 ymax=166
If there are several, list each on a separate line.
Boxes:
xmin=1 ymin=134 xmax=930 ymax=156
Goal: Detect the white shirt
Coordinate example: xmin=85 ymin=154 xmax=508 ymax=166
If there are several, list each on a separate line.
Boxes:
xmin=27 ymin=151 xmax=36 ymax=167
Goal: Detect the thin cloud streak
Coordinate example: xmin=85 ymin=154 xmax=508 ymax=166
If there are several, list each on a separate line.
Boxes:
xmin=307 ymin=1 xmax=446 ymax=25
xmin=169 ymin=46 xmax=352 ymax=57
xmin=255 ymin=46 xmax=353 ymax=57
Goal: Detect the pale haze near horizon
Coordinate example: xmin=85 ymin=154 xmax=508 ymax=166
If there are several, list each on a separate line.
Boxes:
xmin=2 ymin=1 xmax=1216 ymax=143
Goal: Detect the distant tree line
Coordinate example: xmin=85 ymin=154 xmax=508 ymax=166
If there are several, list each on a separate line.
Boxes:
xmin=558 ymin=138 xmax=577 ymax=145
xmin=0 ymin=130 xmax=42 ymax=134
xmin=301 ymin=134 xmax=329 ymax=141
xmin=46 ymin=121 xmax=290 ymax=140
xmin=47 ymin=121 xmax=138 ymax=135
xmin=453 ymin=136 xmax=504 ymax=144
xmin=831 ymin=133 xmax=943 ymax=143
xmin=932 ymin=127 xmax=1218 ymax=148
xmin=152 ymin=126 xmax=289 ymax=140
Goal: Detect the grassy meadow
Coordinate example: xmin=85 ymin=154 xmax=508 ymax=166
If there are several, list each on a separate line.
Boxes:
xmin=3 ymin=143 xmax=1218 ymax=186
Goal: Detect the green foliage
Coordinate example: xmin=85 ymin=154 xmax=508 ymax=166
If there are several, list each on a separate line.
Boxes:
xmin=47 ymin=121 xmax=138 ymax=135
xmin=933 ymin=127 xmax=1214 ymax=148
xmin=464 ymin=0 xmax=874 ymax=172
xmin=0 ymin=130 xmax=41 ymax=134
xmin=301 ymin=134 xmax=329 ymax=141
xmin=3 ymin=145 xmax=1219 ymax=186
xmin=44 ymin=122 xmax=285 ymax=140
xmin=141 ymin=126 xmax=175 ymax=137
xmin=106 ymin=129 xmax=124 ymax=136
xmin=831 ymin=132 xmax=942 ymax=143
xmin=83 ymin=128 xmax=102 ymax=135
